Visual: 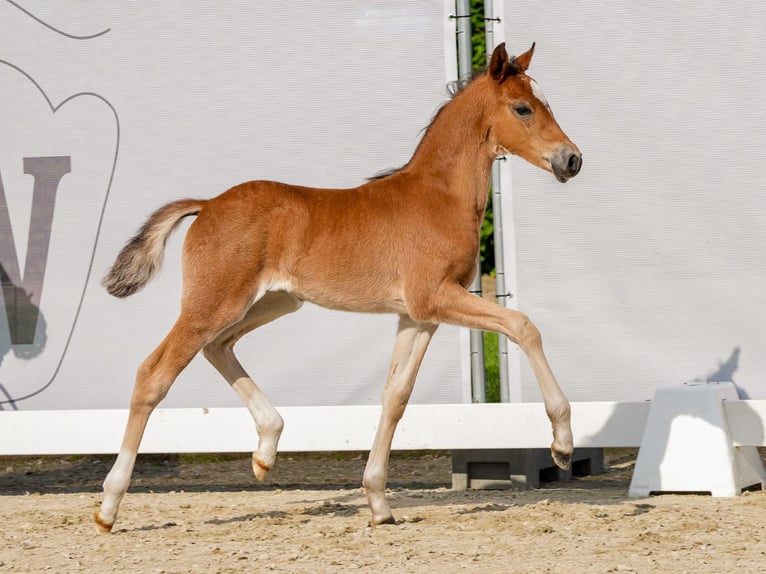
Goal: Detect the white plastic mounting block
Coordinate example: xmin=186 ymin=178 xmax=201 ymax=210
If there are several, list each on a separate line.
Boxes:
xmin=629 ymin=382 xmax=766 ymax=497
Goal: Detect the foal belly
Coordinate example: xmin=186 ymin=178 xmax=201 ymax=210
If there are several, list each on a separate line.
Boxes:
xmin=289 ymin=281 xmax=409 ymax=315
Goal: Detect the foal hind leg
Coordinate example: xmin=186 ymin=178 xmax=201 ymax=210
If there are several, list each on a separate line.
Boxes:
xmin=203 ymin=291 xmax=302 ymax=481
xmin=363 ymin=315 xmax=437 ymax=525
xmin=94 ymin=317 xmax=216 ymax=533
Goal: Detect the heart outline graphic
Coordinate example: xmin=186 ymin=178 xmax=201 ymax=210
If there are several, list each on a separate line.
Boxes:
xmin=0 ymin=60 xmax=119 ymax=406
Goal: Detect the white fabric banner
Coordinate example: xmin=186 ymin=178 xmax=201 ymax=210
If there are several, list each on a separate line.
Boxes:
xmin=502 ymin=1 xmax=766 ymax=401
xmin=0 ymin=1 xmax=469 ymax=410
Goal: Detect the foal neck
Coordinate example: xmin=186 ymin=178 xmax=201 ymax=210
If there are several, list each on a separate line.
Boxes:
xmin=408 ymin=76 xmax=497 ymax=213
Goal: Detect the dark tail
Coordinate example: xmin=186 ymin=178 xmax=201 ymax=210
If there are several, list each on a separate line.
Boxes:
xmin=102 ymin=199 xmax=207 ymax=298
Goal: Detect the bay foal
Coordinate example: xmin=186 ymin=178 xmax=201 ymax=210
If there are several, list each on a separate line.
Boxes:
xmin=94 ymin=43 xmax=581 ymax=532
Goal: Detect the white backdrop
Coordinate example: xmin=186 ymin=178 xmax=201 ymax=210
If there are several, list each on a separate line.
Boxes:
xmin=500 ymin=0 xmax=766 ymax=402
xmin=0 ymin=1 xmax=469 ymax=411
xmin=7 ymin=0 xmax=764 ymax=416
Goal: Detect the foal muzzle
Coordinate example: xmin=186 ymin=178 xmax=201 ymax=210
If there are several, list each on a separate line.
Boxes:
xmin=551 ymin=145 xmax=582 ymax=183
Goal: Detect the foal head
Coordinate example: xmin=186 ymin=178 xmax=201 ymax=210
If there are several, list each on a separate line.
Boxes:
xmin=486 ymin=43 xmax=582 ymax=183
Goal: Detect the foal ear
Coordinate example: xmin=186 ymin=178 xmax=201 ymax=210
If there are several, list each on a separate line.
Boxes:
xmin=489 ymin=42 xmax=510 ymax=82
xmin=514 ymin=42 xmax=536 ymax=73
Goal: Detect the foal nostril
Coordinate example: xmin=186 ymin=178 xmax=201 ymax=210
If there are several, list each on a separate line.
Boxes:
xmin=567 ymin=153 xmax=581 ymax=175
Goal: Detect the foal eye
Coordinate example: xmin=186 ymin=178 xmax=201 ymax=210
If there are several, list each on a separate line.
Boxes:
xmin=513 ymin=104 xmax=533 ymax=118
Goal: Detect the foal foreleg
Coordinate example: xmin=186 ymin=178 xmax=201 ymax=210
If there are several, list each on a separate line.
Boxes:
xmin=417 ymin=284 xmax=573 ymax=469
xmin=203 ymin=291 xmax=302 ymax=480
xmin=364 ymin=315 xmax=437 ymax=525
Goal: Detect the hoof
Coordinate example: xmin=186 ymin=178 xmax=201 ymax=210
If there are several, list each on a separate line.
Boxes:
xmin=551 ymin=448 xmax=572 ymax=471
xmin=252 ymin=455 xmax=272 ymax=481
xmin=369 ymin=515 xmax=398 ymax=527
xmin=93 ymin=511 xmax=114 ymax=534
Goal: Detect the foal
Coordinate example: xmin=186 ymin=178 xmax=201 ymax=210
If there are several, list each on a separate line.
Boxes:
xmin=94 ymin=43 xmax=581 ymax=532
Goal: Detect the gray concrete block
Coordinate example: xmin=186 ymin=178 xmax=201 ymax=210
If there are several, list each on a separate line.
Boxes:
xmin=451 ymin=448 xmax=604 ymax=490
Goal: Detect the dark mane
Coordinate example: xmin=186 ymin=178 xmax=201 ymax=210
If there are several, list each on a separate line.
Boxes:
xmin=366 ymin=80 xmax=467 ymax=182
xmin=366 ymin=56 xmax=524 ymax=183
xmin=368 ymin=166 xmax=404 ymax=181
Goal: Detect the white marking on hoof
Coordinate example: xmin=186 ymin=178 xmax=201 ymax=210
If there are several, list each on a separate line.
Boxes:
xmin=551 ymin=446 xmax=573 ymax=471
xmin=252 ymin=455 xmax=272 ymax=481
xmin=93 ymin=511 xmax=114 ymax=534
xmin=370 ymin=515 xmax=398 ymax=526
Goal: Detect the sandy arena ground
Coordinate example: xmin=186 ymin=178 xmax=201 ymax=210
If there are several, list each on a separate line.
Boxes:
xmin=1 ymin=449 xmax=765 ymax=574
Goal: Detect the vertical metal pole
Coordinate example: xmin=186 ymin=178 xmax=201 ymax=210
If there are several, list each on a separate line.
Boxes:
xmin=491 ymin=162 xmax=511 ymax=403
xmin=456 ymin=0 xmax=473 ymax=83
xmin=456 ymin=0 xmax=485 ymax=403
xmin=483 ymin=0 xmax=495 ymax=51
xmin=485 ymin=0 xmax=511 ymax=403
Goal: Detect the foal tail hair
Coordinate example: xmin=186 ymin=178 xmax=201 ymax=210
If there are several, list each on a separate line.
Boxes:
xmin=103 ymin=198 xmax=207 ymax=298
